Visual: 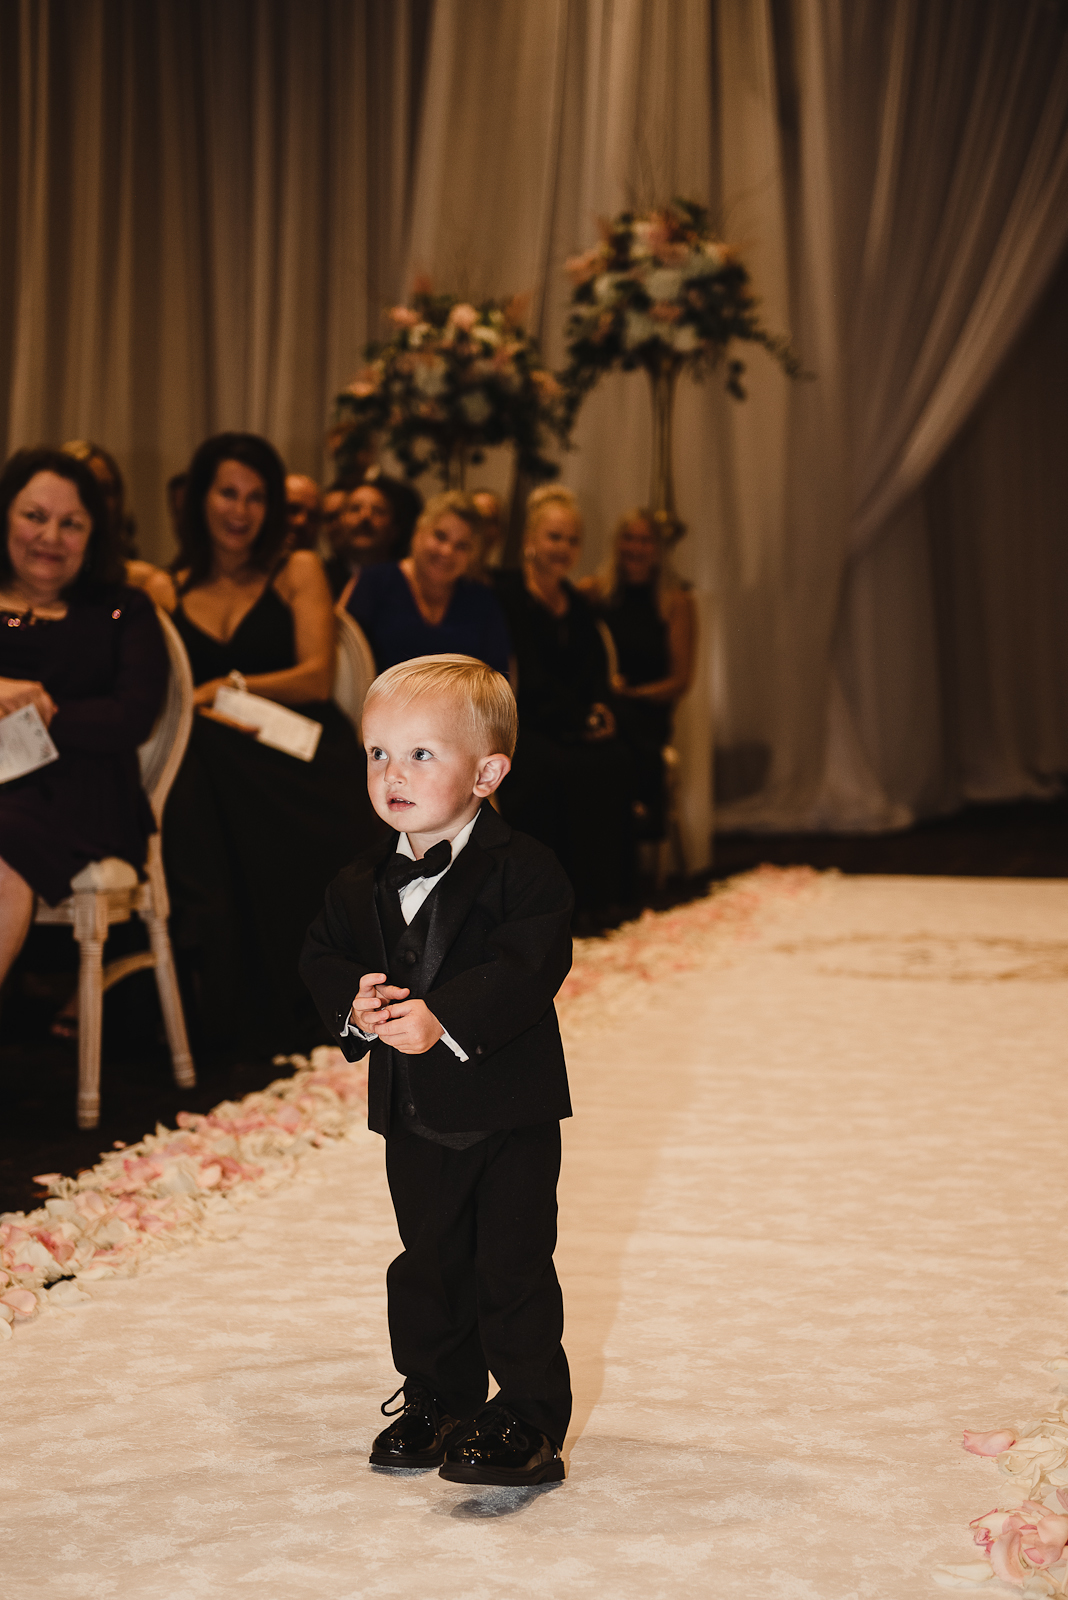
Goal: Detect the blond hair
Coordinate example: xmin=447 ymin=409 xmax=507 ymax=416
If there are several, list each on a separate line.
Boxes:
xmin=588 ymin=506 xmax=682 ymax=618
xmin=413 ymin=490 xmax=481 ymax=542
xmin=524 ymin=484 xmax=581 ymax=540
xmin=363 ymin=654 xmax=517 ymax=757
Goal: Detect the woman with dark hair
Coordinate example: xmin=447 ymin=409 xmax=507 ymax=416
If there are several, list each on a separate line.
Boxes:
xmin=148 ymin=432 xmax=372 ymax=1055
xmin=61 ymin=439 xmax=139 ymax=560
xmin=0 ymin=446 xmax=167 ymax=988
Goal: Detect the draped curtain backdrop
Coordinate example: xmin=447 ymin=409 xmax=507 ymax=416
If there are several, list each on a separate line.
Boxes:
xmin=3 ymin=0 xmax=1068 ymax=857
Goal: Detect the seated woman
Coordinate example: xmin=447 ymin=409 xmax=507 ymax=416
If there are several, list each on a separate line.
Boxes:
xmin=579 ymin=508 xmax=696 ymax=841
xmin=0 ymin=447 xmax=167 ymax=989
xmin=493 ymin=485 xmax=635 ymax=927
xmin=347 ymin=490 xmax=511 ymax=674
xmin=146 ymin=432 xmax=374 ymax=1055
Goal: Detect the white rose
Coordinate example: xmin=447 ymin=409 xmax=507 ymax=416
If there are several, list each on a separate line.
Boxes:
xmin=644 ymin=268 xmax=684 ymax=302
xmin=414 ymin=360 xmax=447 ymax=397
xmin=460 ymin=390 xmax=493 ymax=426
xmin=623 ymin=311 xmax=658 ymax=349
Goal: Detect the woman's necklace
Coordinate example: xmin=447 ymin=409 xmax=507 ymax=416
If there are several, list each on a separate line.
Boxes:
xmin=0 ymin=590 xmax=65 ymax=625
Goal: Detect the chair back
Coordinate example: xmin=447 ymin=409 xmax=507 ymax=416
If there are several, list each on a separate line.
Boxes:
xmin=138 ymin=607 xmax=195 ymax=824
xmin=334 ymin=611 xmax=377 ymax=737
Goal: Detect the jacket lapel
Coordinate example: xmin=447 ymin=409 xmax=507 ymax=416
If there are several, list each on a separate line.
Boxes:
xmin=421 ymin=834 xmax=495 ymax=992
xmin=341 ymin=841 xmax=393 ymax=975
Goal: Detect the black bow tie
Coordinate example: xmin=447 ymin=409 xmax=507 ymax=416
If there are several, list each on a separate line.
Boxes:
xmin=385 ymin=838 xmax=452 ymax=893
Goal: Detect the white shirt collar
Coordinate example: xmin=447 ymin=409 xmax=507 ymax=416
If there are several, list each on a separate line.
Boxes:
xmin=397 ymin=811 xmax=479 ymax=869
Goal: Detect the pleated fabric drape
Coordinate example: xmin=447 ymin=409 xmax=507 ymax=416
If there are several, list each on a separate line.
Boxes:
xmin=0 ymin=0 xmax=429 ymax=562
xmin=2 ymin=0 xmax=1067 ymax=849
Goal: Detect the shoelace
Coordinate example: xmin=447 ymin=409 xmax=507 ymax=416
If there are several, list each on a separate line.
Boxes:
xmin=380 ymin=1385 xmax=437 ymax=1418
xmin=380 ymin=1385 xmax=406 ymax=1417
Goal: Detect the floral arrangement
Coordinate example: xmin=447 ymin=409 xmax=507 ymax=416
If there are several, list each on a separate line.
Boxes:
xmin=559 ymin=197 xmax=803 ymax=421
xmin=935 ymin=1379 xmax=1068 ymax=1594
xmin=331 ymin=289 xmax=567 ymax=487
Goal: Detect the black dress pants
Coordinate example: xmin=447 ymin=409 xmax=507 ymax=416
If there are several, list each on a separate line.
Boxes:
xmin=384 ymin=1121 xmax=572 ymax=1449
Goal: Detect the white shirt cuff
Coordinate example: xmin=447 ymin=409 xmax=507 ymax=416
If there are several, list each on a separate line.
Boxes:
xmin=341 ymin=1011 xmax=376 ymax=1043
xmin=439 ymin=1028 xmax=469 ymax=1063
xmin=342 ymin=1006 xmax=468 ymax=1062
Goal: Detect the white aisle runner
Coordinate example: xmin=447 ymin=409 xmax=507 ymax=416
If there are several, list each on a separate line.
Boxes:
xmin=4 ymin=874 xmax=1068 ymax=1599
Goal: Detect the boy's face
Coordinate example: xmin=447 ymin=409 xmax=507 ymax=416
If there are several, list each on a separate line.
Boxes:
xmin=363 ymin=694 xmax=510 ymax=848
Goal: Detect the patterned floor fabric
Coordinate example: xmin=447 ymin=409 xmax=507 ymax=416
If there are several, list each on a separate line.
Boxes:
xmin=3 ymin=869 xmax=1068 ymax=1600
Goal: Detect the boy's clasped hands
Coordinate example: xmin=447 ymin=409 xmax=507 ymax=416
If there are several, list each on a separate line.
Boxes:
xmin=351 ymin=973 xmax=444 ymax=1055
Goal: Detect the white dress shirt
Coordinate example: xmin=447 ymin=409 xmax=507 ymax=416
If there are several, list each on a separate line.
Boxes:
xmin=343 ymin=816 xmax=479 ymax=1061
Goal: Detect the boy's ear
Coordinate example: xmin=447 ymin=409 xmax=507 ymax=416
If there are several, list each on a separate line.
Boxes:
xmin=473 ymin=752 xmax=511 ymax=796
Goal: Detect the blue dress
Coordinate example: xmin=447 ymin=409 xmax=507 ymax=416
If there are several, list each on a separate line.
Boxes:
xmin=347 ymin=563 xmax=511 ymax=675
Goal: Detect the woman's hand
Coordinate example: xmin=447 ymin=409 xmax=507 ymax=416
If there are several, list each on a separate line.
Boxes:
xmin=193 ymin=678 xmax=258 ymax=734
xmin=192 ymin=678 xmax=227 ymax=708
xmin=0 ymin=677 xmax=57 ymax=726
xmin=197 ymin=706 xmax=259 ymax=735
xmin=584 ymin=701 xmax=617 ymax=741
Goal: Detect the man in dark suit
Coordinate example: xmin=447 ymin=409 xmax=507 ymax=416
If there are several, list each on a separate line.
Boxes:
xmin=300 ymin=654 xmax=574 ymax=1486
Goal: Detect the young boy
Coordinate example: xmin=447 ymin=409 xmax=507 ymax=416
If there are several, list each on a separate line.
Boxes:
xmin=300 ymin=654 xmax=574 ymax=1485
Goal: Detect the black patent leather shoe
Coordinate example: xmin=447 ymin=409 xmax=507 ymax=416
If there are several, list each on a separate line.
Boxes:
xmin=438 ymin=1404 xmax=565 ymax=1485
xmin=369 ymin=1386 xmax=469 ymax=1469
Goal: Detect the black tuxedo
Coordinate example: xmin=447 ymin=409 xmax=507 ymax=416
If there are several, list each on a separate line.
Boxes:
xmin=299 ymin=804 xmax=574 ymax=1445
xmin=299 ymin=802 xmax=573 ymax=1136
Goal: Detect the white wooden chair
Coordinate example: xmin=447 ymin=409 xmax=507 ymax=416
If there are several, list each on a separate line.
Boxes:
xmin=35 ymin=607 xmax=196 ymax=1128
xmin=333 ymin=610 xmax=377 ymax=737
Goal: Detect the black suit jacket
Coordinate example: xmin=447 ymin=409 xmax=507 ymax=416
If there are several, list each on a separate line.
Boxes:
xmin=299 ymin=805 xmax=574 ymax=1136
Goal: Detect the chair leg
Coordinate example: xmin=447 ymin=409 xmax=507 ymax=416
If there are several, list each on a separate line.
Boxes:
xmin=141 ymin=836 xmax=196 ymax=1090
xmin=72 ymin=892 xmax=109 ymax=1130
xmin=145 ymin=911 xmax=195 ymax=1089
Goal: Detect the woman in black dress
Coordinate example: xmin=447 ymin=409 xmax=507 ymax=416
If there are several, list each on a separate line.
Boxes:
xmin=147 ymin=433 xmax=373 ymax=1054
xmin=579 ymin=509 xmax=696 ymax=840
xmin=0 ymin=448 xmax=167 ymax=984
xmin=494 ymin=486 xmax=635 ymax=927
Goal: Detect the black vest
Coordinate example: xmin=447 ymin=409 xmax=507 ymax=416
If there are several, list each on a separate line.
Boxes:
xmin=374 ymin=861 xmax=488 ymax=1149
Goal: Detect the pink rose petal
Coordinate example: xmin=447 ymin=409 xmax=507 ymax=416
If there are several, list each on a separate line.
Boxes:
xmin=990 ymin=1529 xmax=1030 ymax=1585
xmin=0 ymin=1288 xmax=38 ymax=1317
xmin=963 ymin=1430 xmax=1016 ymax=1457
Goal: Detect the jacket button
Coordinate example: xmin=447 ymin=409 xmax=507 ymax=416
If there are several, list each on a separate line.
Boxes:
xmin=404 ymin=1101 xmax=416 ymax=1117
xmin=404 ymin=949 xmax=418 ymax=967
xmin=474 ymin=1044 xmax=485 ymax=1056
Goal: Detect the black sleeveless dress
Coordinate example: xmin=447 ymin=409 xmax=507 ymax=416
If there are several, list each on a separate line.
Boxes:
xmin=164 ymin=582 xmax=376 ymax=1053
xmin=599 ymin=582 xmax=675 ymax=840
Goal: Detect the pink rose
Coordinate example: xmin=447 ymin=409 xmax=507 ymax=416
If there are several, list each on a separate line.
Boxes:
xmin=448 ymin=303 xmax=479 ymax=333
xmin=388 ymin=306 xmax=420 ymax=328
xmin=963 ymin=1429 xmax=1016 ymax=1457
xmin=565 ymin=249 xmax=603 ymax=285
xmin=971 ymin=1503 xmax=1068 ymax=1585
xmin=530 ymin=369 xmax=563 ymax=401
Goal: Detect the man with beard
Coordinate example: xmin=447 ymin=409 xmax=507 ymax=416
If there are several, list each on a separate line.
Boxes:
xmin=326 ymin=471 xmax=424 ymax=603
